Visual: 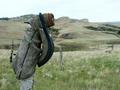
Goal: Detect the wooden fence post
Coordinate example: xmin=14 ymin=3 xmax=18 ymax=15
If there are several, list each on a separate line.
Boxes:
xmin=55 ymin=44 xmax=64 ymax=70
xmin=59 ymin=46 xmax=64 ymax=70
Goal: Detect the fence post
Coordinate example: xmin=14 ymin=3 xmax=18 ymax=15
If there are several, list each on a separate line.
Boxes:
xmin=10 ymin=40 xmax=14 ymax=63
xmin=111 ymin=44 xmax=114 ymax=51
xmin=59 ymin=46 xmax=64 ymax=70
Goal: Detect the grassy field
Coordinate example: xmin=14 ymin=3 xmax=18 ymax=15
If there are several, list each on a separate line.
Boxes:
xmin=0 ymin=16 xmax=120 ymax=90
xmin=0 ymin=48 xmax=120 ymax=90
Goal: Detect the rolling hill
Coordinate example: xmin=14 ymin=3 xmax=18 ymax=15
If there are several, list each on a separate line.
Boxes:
xmin=0 ymin=15 xmax=120 ymax=50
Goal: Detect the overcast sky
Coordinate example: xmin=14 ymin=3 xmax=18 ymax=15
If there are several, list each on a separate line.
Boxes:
xmin=0 ymin=0 xmax=120 ymax=22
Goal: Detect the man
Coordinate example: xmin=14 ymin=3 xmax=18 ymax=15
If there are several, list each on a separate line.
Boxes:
xmin=11 ymin=13 xmax=55 ymax=90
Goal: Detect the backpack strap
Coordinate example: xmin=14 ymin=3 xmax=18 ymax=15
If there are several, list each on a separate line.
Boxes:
xmin=37 ymin=13 xmax=54 ymax=67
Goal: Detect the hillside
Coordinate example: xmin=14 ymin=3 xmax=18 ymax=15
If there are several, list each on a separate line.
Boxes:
xmin=53 ymin=17 xmax=120 ymax=50
xmin=0 ymin=15 xmax=120 ymax=50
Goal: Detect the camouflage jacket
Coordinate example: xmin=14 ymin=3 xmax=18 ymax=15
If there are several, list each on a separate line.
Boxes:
xmin=12 ymin=16 xmax=42 ymax=80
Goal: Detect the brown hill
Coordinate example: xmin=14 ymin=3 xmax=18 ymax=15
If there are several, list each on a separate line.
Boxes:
xmin=0 ymin=15 xmax=120 ymax=50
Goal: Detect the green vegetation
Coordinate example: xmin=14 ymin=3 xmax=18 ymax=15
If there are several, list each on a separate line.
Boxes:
xmin=0 ymin=50 xmax=120 ymax=90
xmin=85 ymin=24 xmax=120 ymax=36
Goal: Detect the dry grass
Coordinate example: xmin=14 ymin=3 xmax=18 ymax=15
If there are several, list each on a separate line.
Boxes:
xmin=0 ymin=47 xmax=120 ymax=90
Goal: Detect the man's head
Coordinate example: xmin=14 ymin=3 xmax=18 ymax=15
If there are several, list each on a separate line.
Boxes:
xmin=43 ymin=13 xmax=55 ymax=28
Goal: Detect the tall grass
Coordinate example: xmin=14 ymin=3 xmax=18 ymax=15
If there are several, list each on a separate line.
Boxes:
xmin=0 ymin=50 xmax=120 ymax=90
